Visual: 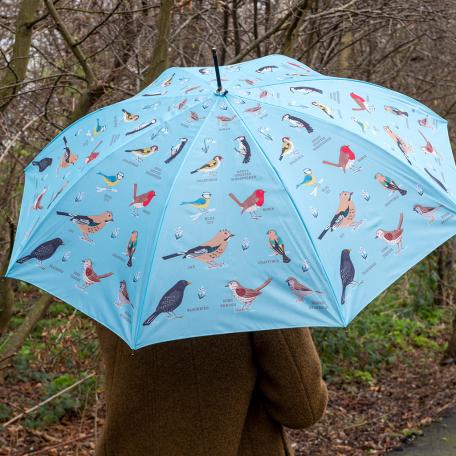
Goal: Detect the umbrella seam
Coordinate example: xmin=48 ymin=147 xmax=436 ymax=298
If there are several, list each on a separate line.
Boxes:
xmin=131 ymin=99 xmax=218 ymax=348
xmin=225 ymin=95 xmax=347 ymax=327
xmin=233 ymin=93 xmax=456 ymax=213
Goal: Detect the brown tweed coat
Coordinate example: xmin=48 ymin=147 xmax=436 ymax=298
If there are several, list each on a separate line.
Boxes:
xmin=95 ymin=324 xmax=328 ymax=456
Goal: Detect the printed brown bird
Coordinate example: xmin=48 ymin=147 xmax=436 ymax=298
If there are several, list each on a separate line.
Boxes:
xmin=60 ymin=136 xmax=78 ymax=168
xmin=318 ymin=191 xmax=357 ymax=240
xmin=188 ymin=111 xmax=201 ymax=122
xmin=228 ymin=189 xmax=265 ymax=219
xmin=190 ymin=155 xmax=223 ymax=174
xmin=376 ymin=212 xmax=404 ymax=254
xmin=176 ymin=98 xmax=187 ymax=110
xmin=56 ymin=210 xmax=113 ymax=242
xmin=161 ymin=73 xmax=175 ymax=87
xmin=115 ymin=280 xmax=133 ymax=308
xmin=33 ymin=187 xmax=47 ymax=210
xmin=384 ymin=126 xmax=412 ymax=165
xmin=130 ymin=183 xmax=156 ymax=216
xmin=225 ymin=278 xmax=272 ymax=310
xmin=162 ymin=229 xmax=234 ymax=268
xmin=285 ymin=277 xmax=323 ymax=302
xmin=81 ymin=259 xmax=113 ymax=288
xmin=413 ymin=204 xmax=442 ymax=223
xmin=244 ymin=103 xmax=262 ymax=113
xmin=216 ymin=115 xmax=236 ymax=126
xmin=419 ymin=130 xmax=440 ymax=159
xmin=322 ymin=145 xmax=356 ymax=173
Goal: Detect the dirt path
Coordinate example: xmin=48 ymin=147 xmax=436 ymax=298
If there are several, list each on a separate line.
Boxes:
xmin=388 ymin=409 xmax=456 ymax=455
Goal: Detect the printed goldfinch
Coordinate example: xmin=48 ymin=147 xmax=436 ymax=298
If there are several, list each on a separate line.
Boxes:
xmin=280 ymin=137 xmax=294 ymax=160
xmin=190 ymin=155 xmax=223 ymax=174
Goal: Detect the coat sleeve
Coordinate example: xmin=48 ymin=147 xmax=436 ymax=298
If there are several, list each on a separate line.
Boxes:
xmin=251 ymin=328 xmax=328 ymax=429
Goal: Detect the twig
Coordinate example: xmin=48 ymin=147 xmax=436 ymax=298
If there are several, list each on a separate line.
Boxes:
xmin=21 ymin=432 xmax=95 ymax=455
xmin=2 ymin=372 xmax=96 ymax=427
xmin=0 ymin=114 xmax=42 ymax=168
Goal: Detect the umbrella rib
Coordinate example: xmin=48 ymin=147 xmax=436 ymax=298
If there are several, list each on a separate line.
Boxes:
xmin=131 ymin=99 xmax=218 ymax=348
xmin=226 ymin=95 xmax=347 ymax=327
xmin=233 ymin=93 xmax=456 ymax=213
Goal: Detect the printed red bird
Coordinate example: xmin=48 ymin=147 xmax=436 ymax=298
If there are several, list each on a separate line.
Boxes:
xmin=130 ymin=183 xmax=156 ymax=216
xmin=228 ymin=189 xmax=265 ymax=219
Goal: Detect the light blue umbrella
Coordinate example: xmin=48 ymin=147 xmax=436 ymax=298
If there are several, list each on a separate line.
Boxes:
xmin=6 ymin=51 xmax=456 ymax=349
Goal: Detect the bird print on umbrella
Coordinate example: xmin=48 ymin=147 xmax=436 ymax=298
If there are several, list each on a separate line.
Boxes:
xmin=143 ymin=280 xmax=191 ymax=324
xmin=60 ymin=137 xmax=78 ymax=169
xmin=125 ymin=145 xmax=158 ymax=163
xmin=424 ymin=168 xmax=449 ymax=193
xmin=164 ymin=138 xmax=188 ymax=164
xmin=312 ymin=101 xmax=334 ymax=119
xmin=266 ymin=229 xmax=291 ymax=263
xmin=115 ymin=280 xmax=133 ymax=308
xmin=234 ymin=136 xmax=251 ymax=163
xmin=125 ymin=230 xmax=138 ymax=267
xmin=80 ymin=259 xmax=113 ymax=289
xmin=122 ymin=109 xmax=139 ymax=122
xmin=226 ymin=278 xmax=272 ymax=310
xmin=413 ymin=204 xmax=442 ymax=223
xmin=162 ymin=229 xmax=234 ymax=268
xmin=282 ymin=114 xmax=313 ymax=132
xmin=295 ymin=168 xmax=322 ymax=196
xmin=216 ymin=115 xmax=236 ymax=126
xmin=350 ymin=92 xmax=372 ymax=112
xmin=190 ymin=155 xmax=223 ymax=174
xmin=279 ymin=136 xmax=294 ymax=160
xmin=340 ymin=249 xmax=356 ymax=305
xmin=374 ymin=173 xmax=407 ymax=196
xmin=16 ymin=238 xmax=64 ymax=268
xmin=32 ymin=157 xmax=52 ymax=173
xmin=318 ymin=191 xmax=358 ymax=240
xmin=228 ymin=189 xmax=265 ymax=219
xmin=322 ymin=145 xmax=359 ymax=173
xmin=384 ymin=126 xmax=412 ymax=165
xmin=419 ymin=130 xmax=440 ymax=161
xmin=285 ymin=277 xmax=323 ymax=302
xmin=384 ymin=105 xmax=409 ymax=127
xmin=376 ymin=212 xmax=404 ymax=254
xmin=33 ymin=187 xmax=47 ymax=210
xmin=130 ymin=184 xmax=156 ymax=216
xmin=56 ymin=210 xmax=113 ymax=243
xmin=180 ymin=192 xmax=213 ymax=221
xmin=96 ymin=171 xmax=124 ymax=192
xmin=289 ymin=86 xmax=322 ymax=95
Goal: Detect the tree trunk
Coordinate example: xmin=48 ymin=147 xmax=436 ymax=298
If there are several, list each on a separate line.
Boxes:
xmin=0 ymin=294 xmax=54 ymax=382
xmin=281 ymin=3 xmax=307 ymax=57
xmin=141 ymin=0 xmax=175 ymax=89
xmin=0 ymin=220 xmax=15 ymax=335
xmin=0 ymin=0 xmax=41 ymax=112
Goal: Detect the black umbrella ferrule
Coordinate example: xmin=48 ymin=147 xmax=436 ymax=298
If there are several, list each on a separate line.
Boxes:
xmin=211 ymin=48 xmax=226 ymax=96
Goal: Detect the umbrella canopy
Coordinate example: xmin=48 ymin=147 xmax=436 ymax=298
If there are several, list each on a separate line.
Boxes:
xmin=6 ymin=53 xmax=456 ymax=349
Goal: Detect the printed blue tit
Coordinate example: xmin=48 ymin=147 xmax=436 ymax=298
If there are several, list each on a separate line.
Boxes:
xmin=180 ymin=192 xmax=212 ymax=209
xmin=296 ymin=168 xmax=316 ymax=189
xmin=97 ymin=171 xmax=124 ymax=187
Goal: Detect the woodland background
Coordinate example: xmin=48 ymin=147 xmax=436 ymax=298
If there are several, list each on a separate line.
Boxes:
xmin=0 ymin=1 xmax=456 ymax=454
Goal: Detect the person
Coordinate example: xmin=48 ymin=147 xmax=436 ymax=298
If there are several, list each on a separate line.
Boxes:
xmin=95 ymin=324 xmax=328 ymax=456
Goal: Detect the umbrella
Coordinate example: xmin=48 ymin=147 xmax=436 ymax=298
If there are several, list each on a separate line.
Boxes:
xmin=6 ymin=50 xmax=456 ymax=349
